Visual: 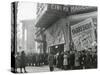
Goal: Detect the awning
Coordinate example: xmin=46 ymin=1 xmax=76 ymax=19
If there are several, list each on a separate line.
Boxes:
xmin=35 ymin=12 xmax=60 ymax=28
xmin=35 ymin=4 xmax=68 ymax=28
xmin=35 ymin=4 xmax=97 ymax=28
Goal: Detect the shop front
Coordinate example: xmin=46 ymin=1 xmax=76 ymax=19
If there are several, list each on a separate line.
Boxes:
xmin=35 ymin=4 xmax=97 ymax=54
xmin=35 ymin=4 xmax=97 ymax=69
xmin=43 ymin=12 xmax=97 ymax=53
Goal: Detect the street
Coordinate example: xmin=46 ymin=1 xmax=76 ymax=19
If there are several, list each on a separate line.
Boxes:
xmin=17 ymin=66 xmax=61 ymax=73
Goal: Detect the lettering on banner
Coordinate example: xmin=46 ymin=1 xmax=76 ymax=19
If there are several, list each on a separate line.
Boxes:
xmin=71 ymin=18 xmax=95 ymax=51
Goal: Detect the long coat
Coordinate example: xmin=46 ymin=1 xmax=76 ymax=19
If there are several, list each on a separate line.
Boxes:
xmin=74 ymin=53 xmax=80 ymax=67
xmin=69 ymin=53 xmax=75 ymax=66
xmin=20 ymin=53 xmax=26 ymax=68
xmin=63 ymin=55 xmax=68 ymax=66
xmin=48 ymin=54 xmax=54 ymax=67
xmin=15 ymin=55 xmax=21 ymax=68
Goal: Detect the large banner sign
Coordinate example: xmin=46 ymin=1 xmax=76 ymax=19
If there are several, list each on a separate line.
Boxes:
xmin=71 ymin=18 xmax=95 ymax=51
xmin=45 ymin=20 xmax=65 ymax=47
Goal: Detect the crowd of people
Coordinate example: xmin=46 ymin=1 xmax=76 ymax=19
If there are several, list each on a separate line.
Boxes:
xmin=14 ymin=51 xmax=48 ymax=73
xmin=25 ymin=53 xmax=48 ymax=66
xmin=50 ymin=48 xmax=97 ymax=71
xmin=15 ymin=51 xmax=27 ymax=73
xmin=12 ymin=47 xmax=97 ymax=73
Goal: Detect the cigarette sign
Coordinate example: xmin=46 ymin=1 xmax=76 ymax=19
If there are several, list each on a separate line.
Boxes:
xmin=71 ymin=18 xmax=95 ymax=51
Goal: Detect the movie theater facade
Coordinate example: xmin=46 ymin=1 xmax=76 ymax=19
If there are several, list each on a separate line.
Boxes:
xmin=35 ymin=3 xmax=97 ymax=54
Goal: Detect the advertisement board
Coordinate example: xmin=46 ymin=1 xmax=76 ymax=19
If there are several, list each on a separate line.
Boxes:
xmin=71 ymin=18 xmax=95 ymax=51
xmin=45 ymin=19 xmax=65 ymax=47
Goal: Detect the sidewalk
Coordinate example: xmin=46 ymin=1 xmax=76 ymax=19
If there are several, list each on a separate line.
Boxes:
xmin=17 ymin=65 xmax=61 ymax=73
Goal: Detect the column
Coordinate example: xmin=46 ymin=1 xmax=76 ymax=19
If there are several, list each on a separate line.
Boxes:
xmin=22 ymin=25 xmax=25 ymax=51
xmin=63 ymin=21 xmax=70 ymax=51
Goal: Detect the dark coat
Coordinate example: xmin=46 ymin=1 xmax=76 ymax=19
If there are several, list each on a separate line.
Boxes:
xmin=15 ymin=55 xmax=21 ymax=68
xmin=20 ymin=53 xmax=26 ymax=68
xmin=48 ymin=54 xmax=54 ymax=67
xmin=69 ymin=53 xmax=75 ymax=66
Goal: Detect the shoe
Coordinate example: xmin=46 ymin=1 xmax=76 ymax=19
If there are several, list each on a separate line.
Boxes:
xmin=25 ymin=71 xmax=27 ymax=73
xmin=20 ymin=72 xmax=23 ymax=73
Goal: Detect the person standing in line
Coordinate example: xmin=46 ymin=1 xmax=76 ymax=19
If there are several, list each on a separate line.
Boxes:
xmin=85 ymin=51 xmax=90 ymax=69
xmin=74 ymin=51 xmax=80 ymax=69
xmin=32 ymin=55 xmax=36 ymax=66
xmin=81 ymin=50 xmax=86 ymax=69
xmin=48 ymin=53 xmax=54 ymax=71
xmin=56 ymin=52 xmax=59 ymax=68
xmin=15 ymin=52 xmax=21 ymax=73
xmin=67 ymin=51 xmax=70 ymax=69
xmin=20 ymin=51 xmax=27 ymax=73
xmin=61 ymin=52 xmax=64 ymax=69
xmin=53 ymin=55 xmax=56 ymax=66
xmin=69 ymin=51 xmax=75 ymax=70
xmin=57 ymin=52 xmax=62 ymax=69
xmin=79 ymin=51 xmax=83 ymax=69
xmin=63 ymin=51 xmax=68 ymax=70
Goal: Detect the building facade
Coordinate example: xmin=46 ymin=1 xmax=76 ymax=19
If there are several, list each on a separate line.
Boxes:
xmin=35 ymin=3 xmax=97 ymax=55
xmin=20 ymin=20 xmax=37 ymax=54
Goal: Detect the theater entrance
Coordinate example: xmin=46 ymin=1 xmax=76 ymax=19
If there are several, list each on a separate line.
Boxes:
xmin=49 ymin=43 xmax=64 ymax=55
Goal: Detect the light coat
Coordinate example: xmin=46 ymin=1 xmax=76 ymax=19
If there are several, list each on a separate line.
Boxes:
xmin=63 ymin=55 xmax=68 ymax=65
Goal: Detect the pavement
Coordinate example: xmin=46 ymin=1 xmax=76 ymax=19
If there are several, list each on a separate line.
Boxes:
xmin=17 ymin=65 xmax=61 ymax=73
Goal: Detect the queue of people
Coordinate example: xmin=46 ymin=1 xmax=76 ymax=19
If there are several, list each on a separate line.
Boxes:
xmin=15 ymin=52 xmax=48 ymax=73
xmin=14 ymin=47 xmax=97 ymax=72
xmin=51 ymin=48 xmax=97 ymax=71
xmin=26 ymin=53 xmax=48 ymax=66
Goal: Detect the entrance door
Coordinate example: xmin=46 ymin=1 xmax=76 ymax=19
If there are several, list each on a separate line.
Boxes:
xmin=50 ymin=44 xmax=64 ymax=54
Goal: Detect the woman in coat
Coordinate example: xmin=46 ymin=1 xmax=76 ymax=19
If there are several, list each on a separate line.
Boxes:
xmin=69 ymin=51 xmax=75 ymax=70
xmin=20 ymin=51 xmax=27 ymax=73
xmin=15 ymin=52 xmax=21 ymax=72
xmin=74 ymin=51 xmax=80 ymax=69
xmin=48 ymin=53 xmax=54 ymax=71
xmin=63 ymin=52 xmax=68 ymax=70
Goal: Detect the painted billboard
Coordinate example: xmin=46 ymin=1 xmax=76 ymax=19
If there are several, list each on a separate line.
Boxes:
xmin=71 ymin=18 xmax=95 ymax=51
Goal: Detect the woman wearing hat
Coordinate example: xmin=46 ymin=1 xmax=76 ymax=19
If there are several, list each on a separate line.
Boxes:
xmin=63 ymin=51 xmax=68 ymax=70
